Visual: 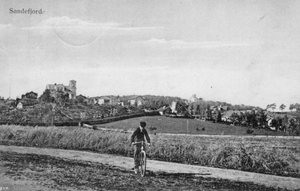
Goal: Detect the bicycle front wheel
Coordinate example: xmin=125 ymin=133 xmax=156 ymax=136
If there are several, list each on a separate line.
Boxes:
xmin=139 ymin=151 xmax=146 ymax=177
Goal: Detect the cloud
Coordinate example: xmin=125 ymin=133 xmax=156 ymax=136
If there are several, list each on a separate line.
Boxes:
xmin=22 ymin=16 xmax=160 ymax=31
xmin=18 ymin=17 xmax=162 ymax=46
xmin=135 ymin=38 xmax=251 ymax=49
xmin=39 ymin=17 xmax=120 ymax=29
xmin=0 ymin=24 xmax=13 ymax=29
xmin=0 ymin=24 xmax=15 ymax=33
xmin=13 ymin=16 xmax=160 ymax=47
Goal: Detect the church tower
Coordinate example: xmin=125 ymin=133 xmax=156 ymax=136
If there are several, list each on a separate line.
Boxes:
xmin=69 ymin=80 xmax=77 ymax=99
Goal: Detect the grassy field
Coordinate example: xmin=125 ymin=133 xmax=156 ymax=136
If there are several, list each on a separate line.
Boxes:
xmin=0 ymin=124 xmax=299 ymax=178
xmin=97 ymin=116 xmax=287 ymax=136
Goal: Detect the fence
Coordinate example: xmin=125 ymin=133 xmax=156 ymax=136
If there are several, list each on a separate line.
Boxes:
xmin=159 ymin=133 xmax=300 ymax=139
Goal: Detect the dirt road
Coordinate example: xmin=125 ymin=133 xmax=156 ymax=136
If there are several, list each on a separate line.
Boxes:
xmin=0 ymin=145 xmax=299 ymax=190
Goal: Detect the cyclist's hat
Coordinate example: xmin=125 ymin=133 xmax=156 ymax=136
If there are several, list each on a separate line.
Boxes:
xmin=140 ymin=121 xmax=146 ymax=128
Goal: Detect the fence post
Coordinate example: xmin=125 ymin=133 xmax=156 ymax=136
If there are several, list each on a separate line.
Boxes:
xmin=186 ymin=119 xmax=189 ymax=135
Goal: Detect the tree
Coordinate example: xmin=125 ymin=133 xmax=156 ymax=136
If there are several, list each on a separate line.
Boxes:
xmin=216 ymin=110 xmax=222 ymax=123
xmin=239 ymin=112 xmax=245 ymax=125
xmin=244 ymin=111 xmax=251 ymax=126
xmin=279 ymin=104 xmax=286 ymax=112
xmin=176 ymin=101 xmax=188 ymax=115
xmin=289 ymin=104 xmax=295 ymax=111
xmin=56 ymin=91 xmax=70 ymax=107
xmin=290 ymin=103 xmax=300 ymax=112
xmin=76 ymin=96 xmax=86 ymax=105
xmin=250 ymin=109 xmax=258 ymax=127
xmin=188 ymin=104 xmax=194 ymax=115
xmin=39 ymin=89 xmax=53 ymax=103
xmin=271 ymin=103 xmax=277 ymax=111
xmin=295 ymin=103 xmax=300 ymax=113
xmin=116 ymin=106 xmax=128 ymax=116
xmin=266 ymin=103 xmax=276 ymax=112
xmin=256 ymin=109 xmax=266 ymax=128
xmin=205 ymin=106 xmax=212 ymax=120
xmin=194 ymin=104 xmax=200 ymax=115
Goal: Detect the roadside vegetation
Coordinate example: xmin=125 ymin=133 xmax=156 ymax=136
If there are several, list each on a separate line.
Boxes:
xmin=1 ymin=125 xmax=299 ymax=178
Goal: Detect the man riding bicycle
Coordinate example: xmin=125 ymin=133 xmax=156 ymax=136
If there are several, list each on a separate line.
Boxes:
xmin=131 ymin=121 xmax=151 ymax=174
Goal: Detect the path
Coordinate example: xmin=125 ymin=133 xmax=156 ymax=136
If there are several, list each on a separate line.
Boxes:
xmin=0 ymin=145 xmax=299 ymax=190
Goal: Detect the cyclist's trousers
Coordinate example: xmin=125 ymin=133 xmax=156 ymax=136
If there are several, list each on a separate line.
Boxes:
xmin=134 ymin=143 xmax=145 ymax=169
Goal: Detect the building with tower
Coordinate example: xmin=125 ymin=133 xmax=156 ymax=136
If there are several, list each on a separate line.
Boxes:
xmin=190 ymin=94 xmax=198 ymax=103
xmin=46 ymin=80 xmax=77 ymax=99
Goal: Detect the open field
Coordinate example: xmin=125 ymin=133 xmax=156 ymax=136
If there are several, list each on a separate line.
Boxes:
xmin=0 ymin=124 xmax=300 ymax=178
xmin=97 ymin=116 xmax=287 ymax=136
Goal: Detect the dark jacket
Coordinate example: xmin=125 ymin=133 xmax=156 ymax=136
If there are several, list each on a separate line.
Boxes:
xmin=131 ymin=127 xmax=150 ymax=143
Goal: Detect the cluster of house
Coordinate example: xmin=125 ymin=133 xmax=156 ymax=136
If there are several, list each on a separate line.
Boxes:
xmin=7 ymin=80 xmax=296 ymax=116
xmin=77 ymin=95 xmax=144 ymax=106
xmin=46 ymin=80 xmax=145 ymax=106
xmin=16 ymin=91 xmax=39 ymax=109
xmin=0 ymin=92 xmax=38 ymax=110
xmin=157 ymin=94 xmax=211 ymax=116
xmin=157 ymin=101 xmax=178 ymax=115
xmin=11 ymin=80 xmax=145 ymax=108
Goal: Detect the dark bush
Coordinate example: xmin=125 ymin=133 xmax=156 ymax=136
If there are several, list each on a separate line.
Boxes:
xmin=246 ymin=128 xmax=254 ymax=134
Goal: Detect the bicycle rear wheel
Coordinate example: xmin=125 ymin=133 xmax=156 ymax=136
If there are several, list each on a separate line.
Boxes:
xmin=139 ymin=151 xmax=146 ymax=177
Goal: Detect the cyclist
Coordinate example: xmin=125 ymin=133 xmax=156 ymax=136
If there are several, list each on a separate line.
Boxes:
xmin=131 ymin=121 xmax=151 ymax=174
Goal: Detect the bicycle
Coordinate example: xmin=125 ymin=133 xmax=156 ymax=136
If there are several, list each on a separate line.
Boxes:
xmin=133 ymin=141 xmax=149 ymax=177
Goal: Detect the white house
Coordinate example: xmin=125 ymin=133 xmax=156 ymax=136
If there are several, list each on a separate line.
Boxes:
xmin=16 ymin=102 xmax=23 ymax=109
xmin=128 ymin=96 xmax=144 ymax=106
xmin=170 ymin=101 xmax=177 ymax=113
xmin=190 ymin=94 xmax=197 ymax=103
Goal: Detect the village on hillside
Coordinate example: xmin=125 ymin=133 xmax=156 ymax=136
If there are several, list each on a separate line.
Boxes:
xmin=0 ymin=80 xmax=300 ymax=134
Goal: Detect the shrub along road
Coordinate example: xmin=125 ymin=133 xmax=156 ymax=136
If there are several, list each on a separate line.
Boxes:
xmin=0 ymin=145 xmax=299 ymax=190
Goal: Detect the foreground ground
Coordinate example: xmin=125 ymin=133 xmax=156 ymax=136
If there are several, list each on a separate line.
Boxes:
xmin=0 ymin=146 xmax=299 ymax=191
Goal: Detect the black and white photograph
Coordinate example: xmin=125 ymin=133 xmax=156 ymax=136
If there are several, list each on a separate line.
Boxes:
xmin=0 ymin=0 xmax=300 ymax=190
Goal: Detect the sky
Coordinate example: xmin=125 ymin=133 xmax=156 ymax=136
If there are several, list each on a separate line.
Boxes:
xmin=0 ymin=0 xmax=299 ymax=109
